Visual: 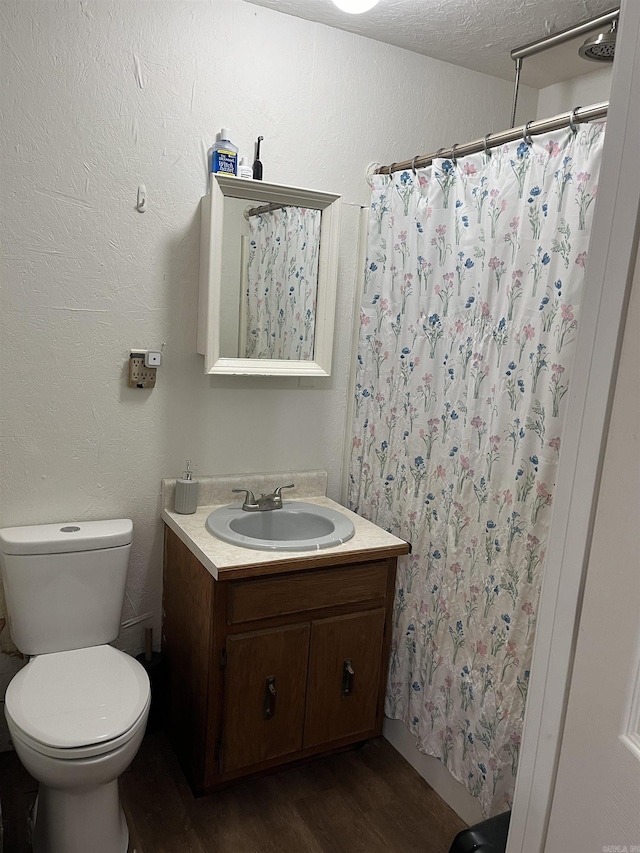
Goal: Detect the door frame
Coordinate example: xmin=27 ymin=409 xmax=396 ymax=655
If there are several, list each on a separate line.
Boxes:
xmin=508 ymin=1 xmax=640 ymax=849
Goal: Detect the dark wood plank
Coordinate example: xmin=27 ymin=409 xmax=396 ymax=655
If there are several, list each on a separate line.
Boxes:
xmin=184 ymin=736 xmax=467 ymax=853
xmin=120 ymin=732 xmax=206 ymax=853
xmin=188 ymin=774 xmax=326 ymax=853
xmin=293 ymin=785 xmax=390 ymax=853
xmin=357 ymin=738 xmax=467 ymax=850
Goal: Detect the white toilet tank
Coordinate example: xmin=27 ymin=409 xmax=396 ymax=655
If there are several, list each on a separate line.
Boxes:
xmin=0 ymin=519 xmax=133 ymax=656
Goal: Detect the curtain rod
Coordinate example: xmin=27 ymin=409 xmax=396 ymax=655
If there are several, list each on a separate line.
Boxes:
xmin=376 ymin=101 xmax=608 ymax=176
xmin=244 ymin=201 xmax=287 ymax=219
xmin=511 ymin=8 xmax=618 ymax=61
xmin=508 ymin=8 xmax=617 ymax=128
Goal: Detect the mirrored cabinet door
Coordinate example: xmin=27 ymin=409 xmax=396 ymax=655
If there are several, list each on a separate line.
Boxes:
xmin=197 ymin=174 xmax=341 ymax=376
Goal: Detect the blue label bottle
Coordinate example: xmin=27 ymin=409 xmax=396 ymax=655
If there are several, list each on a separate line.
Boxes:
xmin=211 ymin=128 xmax=238 ymax=176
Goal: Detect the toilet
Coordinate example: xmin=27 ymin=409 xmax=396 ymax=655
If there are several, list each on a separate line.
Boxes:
xmin=0 ymin=519 xmax=151 ymax=853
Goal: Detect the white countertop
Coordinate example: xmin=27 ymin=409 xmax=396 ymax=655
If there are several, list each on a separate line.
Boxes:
xmin=161 ymin=495 xmax=409 ymax=580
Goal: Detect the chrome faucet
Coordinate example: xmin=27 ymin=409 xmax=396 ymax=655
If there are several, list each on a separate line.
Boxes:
xmin=232 ymin=484 xmax=294 ymax=512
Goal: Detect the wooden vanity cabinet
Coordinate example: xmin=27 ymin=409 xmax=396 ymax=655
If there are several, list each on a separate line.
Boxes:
xmin=161 ymin=526 xmax=405 ymax=794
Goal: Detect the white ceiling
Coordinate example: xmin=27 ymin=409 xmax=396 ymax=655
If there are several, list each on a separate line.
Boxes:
xmin=243 ymin=0 xmax=618 ymax=88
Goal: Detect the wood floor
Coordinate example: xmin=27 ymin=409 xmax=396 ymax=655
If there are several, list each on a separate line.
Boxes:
xmin=0 ymin=732 xmax=466 ymax=852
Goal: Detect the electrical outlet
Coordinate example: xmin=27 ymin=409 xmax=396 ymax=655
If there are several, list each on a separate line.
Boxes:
xmin=129 ymin=352 xmax=157 ymax=388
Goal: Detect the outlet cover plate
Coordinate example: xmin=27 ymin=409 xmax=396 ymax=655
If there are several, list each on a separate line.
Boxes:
xmin=129 ymin=352 xmax=157 ymax=388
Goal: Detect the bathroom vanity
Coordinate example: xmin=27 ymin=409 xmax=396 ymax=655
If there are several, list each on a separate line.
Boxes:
xmin=160 ymin=476 xmax=408 ymax=795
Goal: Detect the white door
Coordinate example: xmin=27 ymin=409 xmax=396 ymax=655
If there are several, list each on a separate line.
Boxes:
xmin=544 ymin=245 xmax=640 ymax=851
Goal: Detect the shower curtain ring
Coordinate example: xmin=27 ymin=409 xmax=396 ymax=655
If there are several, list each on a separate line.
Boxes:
xmin=568 ymin=107 xmax=581 ymax=134
xmin=435 ymin=148 xmax=446 ymax=160
xmin=411 ymin=155 xmax=420 ymax=175
xmin=523 ymin=121 xmax=534 ymax=146
xmin=388 ymin=162 xmax=396 ymax=178
xmin=365 ymin=162 xmax=381 ymax=186
xmin=451 ymin=144 xmax=459 ymax=166
xmin=483 ymin=133 xmax=492 ymax=158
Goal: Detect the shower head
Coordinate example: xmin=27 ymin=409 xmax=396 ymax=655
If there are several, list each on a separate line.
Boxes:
xmin=579 ymin=19 xmax=617 ymax=61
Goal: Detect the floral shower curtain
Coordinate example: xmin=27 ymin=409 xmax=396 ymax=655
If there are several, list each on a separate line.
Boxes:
xmin=349 ymin=124 xmax=605 ymax=816
xmin=245 ymin=205 xmax=321 ymax=360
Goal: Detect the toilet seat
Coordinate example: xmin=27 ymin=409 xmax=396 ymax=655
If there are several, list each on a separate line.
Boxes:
xmin=5 ymin=645 xmax=150 ymax=759
xmin=6 ymin=696 xmax=150 ymax=760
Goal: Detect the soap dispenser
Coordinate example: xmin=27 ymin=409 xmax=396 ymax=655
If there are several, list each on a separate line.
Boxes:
xmin=175 ymin=460 xmax=199 ymax=514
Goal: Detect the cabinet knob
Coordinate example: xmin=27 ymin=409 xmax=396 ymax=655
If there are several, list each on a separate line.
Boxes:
xmin=263 ymin=676 xmax=277 ymax=719
xmin=342 ymin=659 xmax=355 ymax=698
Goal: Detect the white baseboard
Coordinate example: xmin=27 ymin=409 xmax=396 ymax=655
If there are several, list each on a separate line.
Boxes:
xmin=383 ymin=717 xmax=484 ymax=827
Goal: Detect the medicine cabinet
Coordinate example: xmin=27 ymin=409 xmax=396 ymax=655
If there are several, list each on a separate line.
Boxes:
xmin=197 ymin=174 xmax=341 ymax=376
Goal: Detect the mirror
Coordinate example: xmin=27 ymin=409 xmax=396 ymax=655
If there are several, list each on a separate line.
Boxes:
xmin=198 ymin=175 xmax=341 ymax=376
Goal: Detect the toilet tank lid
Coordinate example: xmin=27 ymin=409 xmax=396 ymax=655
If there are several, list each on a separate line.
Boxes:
xmin=0 ymin=519 xmax=133 ymax=555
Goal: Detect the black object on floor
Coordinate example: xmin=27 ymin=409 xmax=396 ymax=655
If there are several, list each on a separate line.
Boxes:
xmin=448 ymin=810 xmax=511 ymax=852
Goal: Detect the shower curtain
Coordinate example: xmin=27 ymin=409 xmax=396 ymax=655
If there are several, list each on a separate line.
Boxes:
xmin=349 ymin=124 xmax=605 ymax=816
xmin=245 ymin=205 xmax=321 ymax=360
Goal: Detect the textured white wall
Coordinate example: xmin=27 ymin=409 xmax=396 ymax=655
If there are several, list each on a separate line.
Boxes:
xmin=536 ymin=65 xmax=612 ymax=119
xmin=0 ymin=0 xmax=537 ymax=743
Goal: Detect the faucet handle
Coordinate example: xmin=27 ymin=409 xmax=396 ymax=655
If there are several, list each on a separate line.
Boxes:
xmin=272 ymin=484 xmax=295 ymax=499
xmin=232 ymin=488 xmax=259 ymax=511
xmin=267 ymin=484 xmax=294 ymax=510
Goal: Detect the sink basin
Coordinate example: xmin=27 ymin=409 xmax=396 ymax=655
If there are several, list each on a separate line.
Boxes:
xmin=205 ymin=501 xmax=355 ymax=551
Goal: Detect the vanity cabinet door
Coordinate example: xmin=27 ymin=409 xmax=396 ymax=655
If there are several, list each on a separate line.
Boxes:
xmin=303 ymin=609 xmax=386 ymax=749
xmin=222 ymin=623 xmax=310 ymax=773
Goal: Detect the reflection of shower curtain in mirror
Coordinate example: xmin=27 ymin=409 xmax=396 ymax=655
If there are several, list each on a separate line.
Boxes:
xmin=245 ymin=206 xmax=321 ymax=360
xmin=349 ymin=124 xmax=605 ymax=817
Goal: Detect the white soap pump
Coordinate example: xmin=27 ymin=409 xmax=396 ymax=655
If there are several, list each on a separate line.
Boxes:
xmin=175 ymin=460 xmax=199 ymax=514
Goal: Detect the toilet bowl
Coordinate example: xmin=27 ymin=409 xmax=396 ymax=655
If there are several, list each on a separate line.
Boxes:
xmin=5 ymin=644 xmax=150 ymax=853
xmin=0 ymin=519 xmax=150 ymax=853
